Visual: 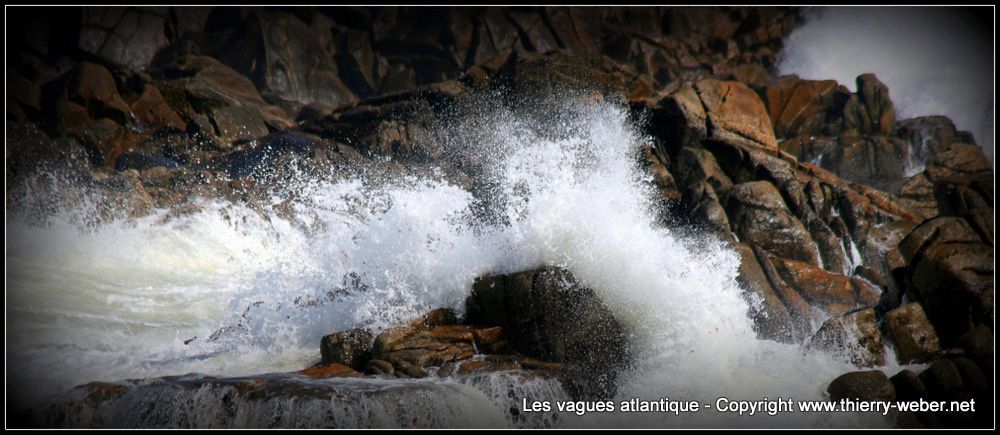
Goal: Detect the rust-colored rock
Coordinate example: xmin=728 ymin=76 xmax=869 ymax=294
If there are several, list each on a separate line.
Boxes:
xmin=297 ymin=363 xmax=364 ymax=379
xmin=695 ymin=79 xmax=778 ymax=152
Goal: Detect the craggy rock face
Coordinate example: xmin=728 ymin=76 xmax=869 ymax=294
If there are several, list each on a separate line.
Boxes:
xmin=5 ymin=6 xmax=993 ymax=429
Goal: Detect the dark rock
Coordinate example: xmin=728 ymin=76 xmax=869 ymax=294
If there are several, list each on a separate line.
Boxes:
xmin=726 ymin=181 xmax=820 ymax=266
xmin=79 ymin=7 xmax=170 ymax=70
xmin=656 ymin=85 xmax=707 ymax=151
xmin=114 ymin=151 xmax=180 ymax=171
xmin=884 ymin=302 xmax=941 ymax=364
xmin=157 ymin=54 xmax=268 ymax=112
xmin=465 ymin=266 xmax=630 ymax=399
xmin=827 ymin=370 xmax=895 ymax=402
xmin=216 ymin=10 xmax=356 ymax=112
xmin=673 ymin=147 xmax=734 ymax=194
xmin=364 ymin=358 xmax=395 ymax=376
xmin=890 ymin=370 xmax=928 ymax=401
xmin=951 ymin=357 xmax=986 ymax=392
xmin=810 ymin=307 xmax=885 ymax=367
xmin=897 ymin=217 xmax=994 ymax=343
xmin=681 ymin=181 xmax=734 ymax=241
xmin=320 ymin=328 xmax=373 ymax=371
xmin=920 ymin=359 xmax=964 ymax=400
xmin=821 ymin=134 xmax=911 ymax=193
xmin=956 ymin=326 xmax=993 ymax=360
xmin=734 ymin=242 xmax=792 ymax=342
xmin=225 ymin=132 xmax=336 ymax=178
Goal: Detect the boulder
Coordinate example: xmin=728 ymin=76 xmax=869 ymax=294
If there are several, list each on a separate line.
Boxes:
xmin=726 ymin=181 xmax=820 ymax=266
xmin=761 ymin=75 xmax=843 ymax=138
xmin=694 ymin=79 xmax=779 ymax=152
xmin=216 ymin=10 xmax=356 ymax=112
xmin=884 ymin=303 xmax=941 ymax=364
xmin=465 ymin=266 xmax=630 ymax=399
xmin=79 ymin=7 xmax=170 ymax=70
xmin=843 ymin=74 xmax=895 ymax=136
xmin=772 ymin=258 xmax=880 ymax=316
xmin=127 ymin=84 xmax=186 ymax=131
xmin=920 ymin=359 xmax=964 ymax=400
xmin=827 ymin=370 xmax=895 ymax=402
xmin=320 ymin=328 xmax=373 ymax=370
xmin=810 ymin=307 xmax=885 ymax=367
xmin=897 ymin=217 xmax=994 ymax=343
xmin=890 ymin=370 xmax=928 ymax=401
xmin=733 ymin=242 xmax=792 ymax=342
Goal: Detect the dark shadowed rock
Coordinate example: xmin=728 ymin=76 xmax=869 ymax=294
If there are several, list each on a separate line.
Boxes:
xmin=920 ymin=359 xmax=964 ymax=400
xmin=114 ymin=151 xmax=180 ymax=171
xmin=320 ymin=328 xmax=373 ymax=371
xmin=466 ymin=266 xmax=630 ymax=399
xmin=79 ymin=7 xmax=170 ymax=70
xmin=828 ymin=370 xmax=895 ymax=402
xmin=897 ymin=217 xmax=994 ymax=343
xmin=890 ymin=370 xmax=928 ymax=401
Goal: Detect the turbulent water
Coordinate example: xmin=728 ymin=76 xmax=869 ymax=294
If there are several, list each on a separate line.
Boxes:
xmin=8 ymin=94 xmax=897 ymax=428
xmin=778 ymin=6 xmax=995 ymax=165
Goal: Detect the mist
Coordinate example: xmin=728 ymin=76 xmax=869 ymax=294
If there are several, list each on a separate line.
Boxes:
xmin=778 ymin=7 xmax=994 ymax=164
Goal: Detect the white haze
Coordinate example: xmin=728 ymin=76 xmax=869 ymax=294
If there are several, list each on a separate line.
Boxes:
xmin=779 ymin=6 xmax=994 ymax=164
xmin=7 ymin=95 xmax=890 ymax=428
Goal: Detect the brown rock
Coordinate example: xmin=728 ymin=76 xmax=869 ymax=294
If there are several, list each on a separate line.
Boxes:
xmin=209 ymin=106 xmax=270 ymax=147
xmin=810 ymin=307 xmax=885 ymax=367
xmin=773 ymin=258 xmax=872 ymax=315
xmin=695 ymin=79 xmax=778 ymax=152
xmin=843 ymin=73 xmax=895 ymax=136
xmin=129 ymin=84 xmax=187 ymax=131
xmin=157 ymin=55 xmax=269 ymax=112
xmin=296 ymin=363 xmax=363 ymax=379
xmin=884 ymin=303 xmax=941 ymax=364
xmin=471 ymin=326 xmax=504 ymax=346
xmin=827 ymin=370 xmax=895 ymax=402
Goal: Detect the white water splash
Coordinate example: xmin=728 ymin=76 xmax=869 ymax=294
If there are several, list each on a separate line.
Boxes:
xmin=7 ymin=95 xmax=887 ymax=428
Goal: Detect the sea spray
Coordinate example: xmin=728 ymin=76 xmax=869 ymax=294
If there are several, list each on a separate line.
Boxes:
xmin=8 ymin=93 xmax=888 ymax=427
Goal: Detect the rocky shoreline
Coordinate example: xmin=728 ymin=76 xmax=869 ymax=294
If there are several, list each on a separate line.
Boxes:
xmin=7 ymin=6 xmax=994 ymax=429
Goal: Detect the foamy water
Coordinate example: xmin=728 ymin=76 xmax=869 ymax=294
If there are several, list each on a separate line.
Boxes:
xmin=778 ymin=6 xmax=994 ymax=165
xmin=7 ymin=95 xmax=891 ymax=427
